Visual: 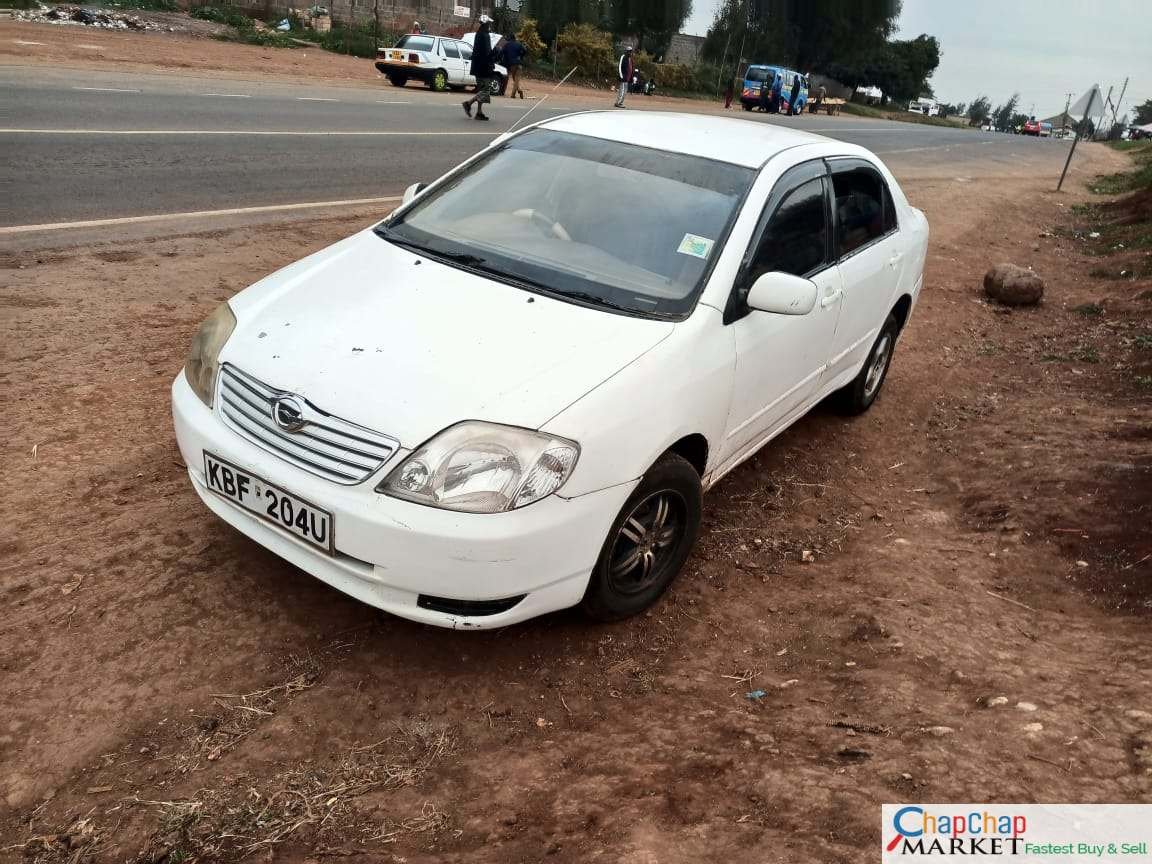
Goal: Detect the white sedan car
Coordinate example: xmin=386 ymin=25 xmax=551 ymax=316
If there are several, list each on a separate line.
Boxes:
xmin=374 ymin=33 xmax=507 ymax=95
xmin=173 ymin=112 xmax=928 ymax=629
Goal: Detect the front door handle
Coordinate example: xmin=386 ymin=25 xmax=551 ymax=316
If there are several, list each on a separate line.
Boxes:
xmin=820 ymin=289 xmax=843 ymax=308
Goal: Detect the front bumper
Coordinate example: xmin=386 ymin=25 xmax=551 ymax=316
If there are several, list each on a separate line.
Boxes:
xmin=172 ymin=373 xmax=636 ymax=629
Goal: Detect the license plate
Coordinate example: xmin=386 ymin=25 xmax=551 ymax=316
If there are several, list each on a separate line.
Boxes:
xmin=390 ymin=50 xmax=404 ymax=60
xmin=203 ymin=452 xmax=333 ymax=554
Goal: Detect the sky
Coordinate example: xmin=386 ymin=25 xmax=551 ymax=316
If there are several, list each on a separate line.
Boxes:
xmin=681 ymin=0 xmax=1152 ymax=120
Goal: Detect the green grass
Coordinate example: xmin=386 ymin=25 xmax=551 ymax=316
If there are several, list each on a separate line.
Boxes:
xmin=1073 ymin=302 xmax=1104 ymax=316
xmin=1092 ymin=140 xmax=1152 ymax=194
xmin=840 ymin=102 xmax=969 ymax=129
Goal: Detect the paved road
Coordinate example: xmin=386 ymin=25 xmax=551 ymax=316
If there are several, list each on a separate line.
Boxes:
xmin=2 ymin=65 xmax=1072 ymax=231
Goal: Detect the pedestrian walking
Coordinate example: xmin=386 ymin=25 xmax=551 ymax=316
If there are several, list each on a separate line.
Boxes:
xmin=723 ymin=77 xmax=734 ymax=109
xmin=410 ymin=20 xmax=424 ymax=34
xmin=614 ymin=46 xmax=634 ymax=108
xmin=462 ymin=15 xmax=495 ymax=122
xmin=502 ymin=31 xmax=526 ymax=99
xmin=788 ymin=73 xmax=802 ymax=116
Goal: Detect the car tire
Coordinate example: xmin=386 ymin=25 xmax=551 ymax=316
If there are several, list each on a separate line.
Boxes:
xmin=742 ymin=102 xmax=752 ymax=111
xmin=428 ymin=69 xmax=448 ymax=91
xmin=492 ymin=75 xmax=506 ymax=96
xmin=834 ymin=313 xmax=900 ymax=415
xmin=580 ymin=452 xmax=702 ymax=622
xmin=387 ymin=74 xmax=408 ymax=87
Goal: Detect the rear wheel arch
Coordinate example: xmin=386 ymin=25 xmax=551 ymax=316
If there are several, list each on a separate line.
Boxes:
xmin=890 ymin=294 xmax=913 ymax=331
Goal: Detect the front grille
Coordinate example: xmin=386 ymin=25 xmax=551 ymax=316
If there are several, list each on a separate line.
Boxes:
xmin=217 ymin=364 xmax=398 ymax=485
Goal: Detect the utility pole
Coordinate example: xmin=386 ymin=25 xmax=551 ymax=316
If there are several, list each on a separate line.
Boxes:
xmin=1058 ymin=85 xmax=1099 ymax=191
xmin=1099 ymin=85 xmax=1114 ymax=138
xmin=1062 ymin=92 xmax=1072 ymax=130
xmin=1110 ymin=75 xmax=1129 ymax=131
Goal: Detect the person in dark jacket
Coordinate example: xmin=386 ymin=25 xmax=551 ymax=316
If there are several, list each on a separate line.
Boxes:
xmin=502 ymin=32 xmax=525 ymax=99
xmin=614 ymin=46 xmax=634 ymax=108
xmin=788 ymin=73 xmax=802 ymax=115
xmin=462 ymin=15 xmax=495 ymax=121
xmin=723 ymin=77 xmax=734 ymax=109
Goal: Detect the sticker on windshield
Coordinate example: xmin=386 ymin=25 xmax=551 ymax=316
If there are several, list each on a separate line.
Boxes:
xmin=677 ymin=233 xmax=715 ymax=259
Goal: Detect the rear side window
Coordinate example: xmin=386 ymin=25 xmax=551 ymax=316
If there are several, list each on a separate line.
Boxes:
xmin=459 ymin=43 xmax=472 ymax=61
xmin=396 ymin=35 xmax=435 ymax=52
xmin=831 ymin=165 xmax=891 ymax=256
xmin=748 ymin=177 xmax=829 ymax=280
xmin=442 ymin=41 xmax=460 ymax=59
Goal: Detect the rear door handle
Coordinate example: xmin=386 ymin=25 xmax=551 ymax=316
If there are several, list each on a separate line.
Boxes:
xmin=888 ymin=253 xmax=903 ymax=268
xmin=820 ymin=289 xmax=843 ymax=308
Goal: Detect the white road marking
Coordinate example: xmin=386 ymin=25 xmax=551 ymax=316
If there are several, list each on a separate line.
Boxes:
xmin=73 ymin=86 xmax=139 ymax=93
xmin=13 ymin=40 xmax=46 ymax=45
xmin=297 ymin=96 xmax=338 ymax=102
xmin=0 ymin=196 xmax=403 ymax=235
xmin=203 ymin=93 xmax=253 ymax=98
xmin=1 ymin=128 xmax=493 ymax=136
xmin=376 ymin=100 xmax=412 ymax=104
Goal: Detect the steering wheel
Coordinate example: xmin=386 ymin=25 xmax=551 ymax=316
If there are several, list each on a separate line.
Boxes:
xmin=512 ymin=208 xmax=572 ymax=242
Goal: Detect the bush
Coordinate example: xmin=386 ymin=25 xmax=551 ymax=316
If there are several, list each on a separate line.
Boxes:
xmin=651 ymin=62 xmax=693 ymax=92
xmin=191 ymin=4 xmax=253 ymax=28
xmin=516 ymin=17 xmax=546 ymax=64
xmin=556 ymin=22 xmax=614 ymax=82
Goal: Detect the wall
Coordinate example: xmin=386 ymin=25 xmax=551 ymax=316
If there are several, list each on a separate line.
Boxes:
xmin=663 ymin=32 xmax=704 ymax=65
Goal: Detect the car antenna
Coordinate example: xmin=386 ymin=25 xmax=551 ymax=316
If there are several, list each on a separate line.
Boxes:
xmin=505 ymin=66 xmax=579 ymax=134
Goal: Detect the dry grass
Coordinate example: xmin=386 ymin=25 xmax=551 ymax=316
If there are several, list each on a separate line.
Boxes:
xmin=137 ymin=721 xmax=455 ymax=861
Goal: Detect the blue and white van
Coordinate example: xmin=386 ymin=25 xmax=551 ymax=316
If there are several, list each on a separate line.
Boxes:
xmin=739 ymin=65 xmax=808 ymax=114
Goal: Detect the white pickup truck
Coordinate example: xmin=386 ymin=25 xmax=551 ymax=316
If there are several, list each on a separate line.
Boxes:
xmin=374 ymin=32 xmax=507 ymax=95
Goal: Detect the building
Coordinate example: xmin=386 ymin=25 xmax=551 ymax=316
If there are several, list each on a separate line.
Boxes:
xmin=663 ymin=32 xmax=705 ymax=65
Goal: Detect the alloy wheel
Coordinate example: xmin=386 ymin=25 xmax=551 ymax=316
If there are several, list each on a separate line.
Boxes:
xmin=864 ymin=333 xmax=892 ymax=400
xmin=607 ymin=491 xmax=686 ymax=596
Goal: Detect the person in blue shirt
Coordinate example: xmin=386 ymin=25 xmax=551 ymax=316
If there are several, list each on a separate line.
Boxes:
xmin=502 ymin=32 xmax=526 ymax=99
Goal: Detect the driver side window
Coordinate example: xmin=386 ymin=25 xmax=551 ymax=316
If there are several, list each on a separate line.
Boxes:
xmin=746 ymin=176 xmax=829 ymax=283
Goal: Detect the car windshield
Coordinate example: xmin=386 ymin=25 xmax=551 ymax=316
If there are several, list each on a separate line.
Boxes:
xmin=378 ymin=129 xmax=754 ymax=318
xmin=395 ymin=35 xmax=434 ymax=51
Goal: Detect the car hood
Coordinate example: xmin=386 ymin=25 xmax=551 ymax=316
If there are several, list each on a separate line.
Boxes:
xmin=221 ymin=229 xmax=675 ymax=447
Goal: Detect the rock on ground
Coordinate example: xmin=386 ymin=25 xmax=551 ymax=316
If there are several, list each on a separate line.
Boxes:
xmin=983 ymin=263 xmax=1046 ymax=306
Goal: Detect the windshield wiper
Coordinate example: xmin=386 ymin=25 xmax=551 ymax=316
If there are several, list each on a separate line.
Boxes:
xmin=549 ymin=290 xmax=649 ymax=315
xmin=374 ymin=226 xmax=489 ymax=267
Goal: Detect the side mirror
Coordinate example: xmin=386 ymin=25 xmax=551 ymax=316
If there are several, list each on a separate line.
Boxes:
xmin=745 ymin=271 xmax=818 ymax=315
xmin=402 ymin=182 xmax=427 ymax=205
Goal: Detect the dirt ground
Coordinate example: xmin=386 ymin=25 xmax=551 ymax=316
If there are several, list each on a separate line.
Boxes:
xmin=2 ymin=31 xmax=1151 ymax=862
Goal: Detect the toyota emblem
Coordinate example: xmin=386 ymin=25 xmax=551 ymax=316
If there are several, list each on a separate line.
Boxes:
xmin=270 ymin=395 xmax=306 ymax=432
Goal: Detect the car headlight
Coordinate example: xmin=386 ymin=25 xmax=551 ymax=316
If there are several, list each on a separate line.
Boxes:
xmin=379 ymin=421 xmax=579 ymax=513
xmin=184 ymin=302 xmax=236 ymax=407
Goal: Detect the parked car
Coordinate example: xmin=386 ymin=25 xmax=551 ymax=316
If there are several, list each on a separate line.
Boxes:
xmin=173 ymin=112 xmax=928 ymax=629
xmin=374 ymin=33 xmax=506 ymax=95
xmin=1021 ymin=117 xmax=1042 ymax=136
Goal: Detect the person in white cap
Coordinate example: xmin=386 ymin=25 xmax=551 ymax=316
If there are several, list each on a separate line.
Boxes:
xmin=462 ymin=15 xmax=495 ymax=121
xmin=615 ymin=45 xmax=634 ymax=108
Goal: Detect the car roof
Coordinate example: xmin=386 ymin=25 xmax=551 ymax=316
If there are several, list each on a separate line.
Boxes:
xmin=536 ymin=111 xmax=835 ymax=170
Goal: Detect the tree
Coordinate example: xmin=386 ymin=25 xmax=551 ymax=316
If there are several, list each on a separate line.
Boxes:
xmin=523 ymin=0 xmax=605 ymax=46
xmin=516 ymin=17 xmax=547 ymax=63
xmin=702 ymin=0 xmax=784 ymax=73
xmin=967 ymin=95 xmax=991 ymax=126
xmin=821 ymin=33 xmax=938 ymax=105
xmin=609 ymin=0 xmax=693 ymax=56
xmin=1133 ymin=98 xmax=1152 ymax=126
xmin=992 ymin=92 xmax=1019 ymax=130
xmin=703 ymin=0 xmax=900 ymax=74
